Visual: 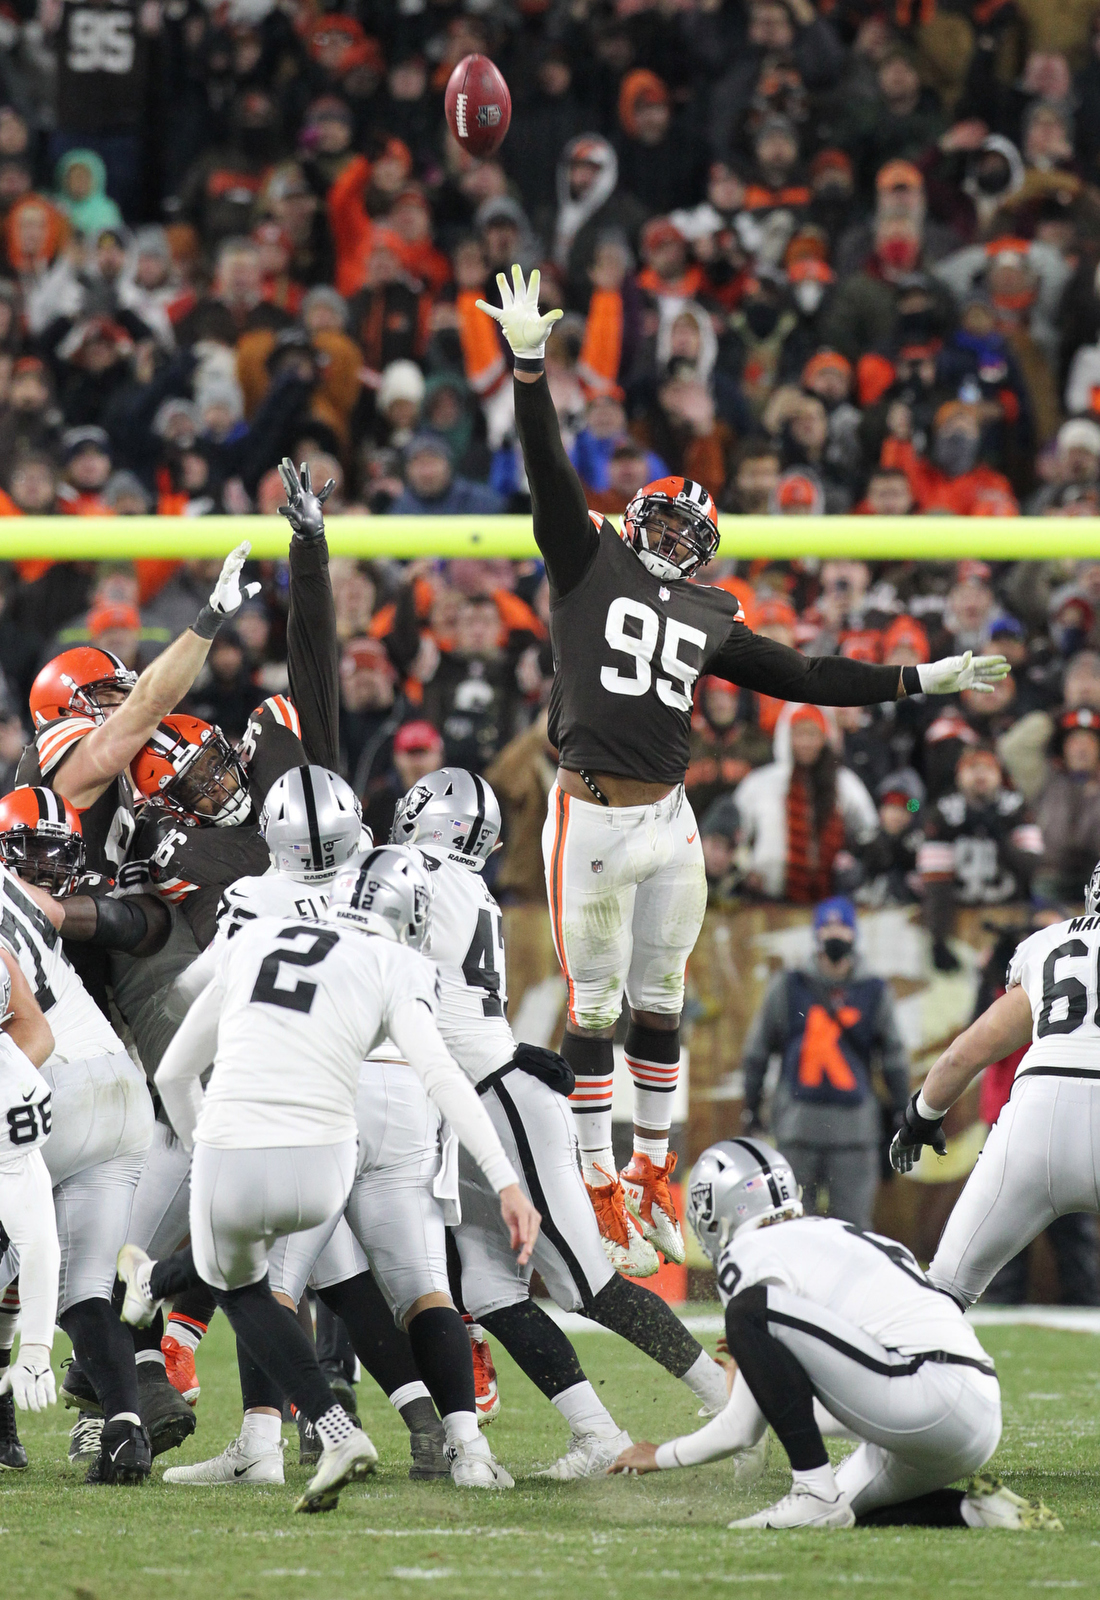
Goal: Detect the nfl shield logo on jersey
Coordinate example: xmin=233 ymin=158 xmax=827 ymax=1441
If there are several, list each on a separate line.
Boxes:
xmin=591 ymin=859 xmax=603 ymax=874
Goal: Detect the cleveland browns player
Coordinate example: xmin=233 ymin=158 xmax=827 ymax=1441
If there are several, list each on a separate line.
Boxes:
xmin=16 ymin=544 xmax=260 ymax=875
xmin=477 ymin=266 xmax=1011 ymax=1274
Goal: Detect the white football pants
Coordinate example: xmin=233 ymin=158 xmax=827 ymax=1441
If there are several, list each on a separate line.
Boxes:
xmin=724 ymin=1286 xmax=1001 ymax=1515
xmin=454 ymin=1065 xmax=614 ymax=1319
xmin=542 ymin=782 xmax=707 ymax=1030
xmin=0 ymin=1049 xmax=153 ymax=1312
xmin=190 ymin=1138 xmax=357 ymax=1293
xmin=930 ymin=1072 xmax=1100 ymax=1306
xmin=267 ymin=1060 xmax=450 ymax=1325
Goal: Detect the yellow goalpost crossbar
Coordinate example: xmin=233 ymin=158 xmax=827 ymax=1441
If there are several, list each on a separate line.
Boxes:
xmin=0 ymin=515 xmax=1098 ymax=561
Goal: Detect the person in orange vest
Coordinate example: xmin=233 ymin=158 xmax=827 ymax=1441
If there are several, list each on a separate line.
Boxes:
xmin=739 ymin=896 xmax=911 ymax=1231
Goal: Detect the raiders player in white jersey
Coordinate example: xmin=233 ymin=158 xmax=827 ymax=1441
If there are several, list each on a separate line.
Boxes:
xmin=893 ymin=859 xmax=1100 ymax=1307
xmin=118 ymin=846 xmax=539 ymax=1512
xmin=158 ymin=767 xmax=457 ymax=1486
xmin=0 ymin=951 xmax=60 ymax=1470
xmin=612 ymin=1138 xmax=1059 ymax=1532
xmin=389 ymin=768 xmax=730 ymax=1476
xmin=0 ymin=860 xmax=155 ymax=1483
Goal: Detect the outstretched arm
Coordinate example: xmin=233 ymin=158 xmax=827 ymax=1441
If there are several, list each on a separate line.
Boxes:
xmin=53 ymin=544 xmax=261 ymax=809
xmin=709 ymin=625 xmax=1009 ymax=707
xmin=477 ymin=266 xmax=597 ymax=598
xmin=890 ymin=983 xmax=1033 ymax=1174
xmin=279 ymin=458 xmax=340 ymax=768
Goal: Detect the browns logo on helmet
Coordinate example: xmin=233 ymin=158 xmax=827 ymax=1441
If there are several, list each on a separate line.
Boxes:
xmin=620 ymin=476 xmax=720 ymax=582
xmin=130 ymin=715 xmax=251 ymax=827
xmin=0 ymin=785 xmax=86 ymax=894
xmin=29 ymin=646 xmax=138 ymax=728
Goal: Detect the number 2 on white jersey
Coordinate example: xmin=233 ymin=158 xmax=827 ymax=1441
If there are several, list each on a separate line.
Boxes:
xmin=600 ymin=598 xmax=708 ymax=712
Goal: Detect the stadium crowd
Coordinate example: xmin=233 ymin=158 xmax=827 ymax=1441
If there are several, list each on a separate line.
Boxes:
xmin=0 ymin=0 xmax=1099 ymax=935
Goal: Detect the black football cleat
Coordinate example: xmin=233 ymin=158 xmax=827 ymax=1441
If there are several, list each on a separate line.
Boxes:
xmin=136 ymin=1361 xmax=197 ymax=1456
xmin=297 ymin=1411 xmax=322 ymax=1466
xmin=0 ymin=1389 xmax=28 ymax=1471
xmin=61 ymin=1357 xmax=103 ymax=1416
xmin=408 ymin=1422 xmax=449 ymax=1480
xmin=85 ymin=1418 xmax=152 ymax=1484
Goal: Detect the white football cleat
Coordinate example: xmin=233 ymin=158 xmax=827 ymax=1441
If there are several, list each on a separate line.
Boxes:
xmin=733 ymin=1434 xmax=769 ymax=1487
xmin=163 ymin=1436 xmax=285 ymax=1486
xmin=538 ymin=1429 xmax=632 ymax=1481
xmin=447 ymin=1435 xmax=514 ymax=1489
xmin=961 ymin=1474 xmax=1063 ymax=1530
xmin=294 ymin=1430 xmax=377 ymax=1513
xmin=730 ymin=1482 xmax=855 ymax=1529
xmin=620 ymin=1152 xmax=686 ymax=1264
xmin=116 ymin=1243 xmax=162 ymax=1328
xmin=586 ymin=1169 xmax=659 ymax=1277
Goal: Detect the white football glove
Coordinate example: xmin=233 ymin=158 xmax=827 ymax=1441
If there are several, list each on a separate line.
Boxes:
xmin=916 ymin=651 xmax=1011 ymax=696
xmin=0 ymin=1342 xmax=56 ymax=1412
xmin=209 ymin=541 xmax=262 ymax=617
xmin=476 ymin=264 xmax=563 ymax=359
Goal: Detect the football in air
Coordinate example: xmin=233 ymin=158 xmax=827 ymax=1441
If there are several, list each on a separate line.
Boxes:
xmin=444 ymin=53 xmax=512 ymax=158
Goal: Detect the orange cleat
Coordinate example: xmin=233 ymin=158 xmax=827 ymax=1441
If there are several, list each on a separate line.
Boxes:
xmin=463 ymin=1316 xmax=501 ymax=1426
xmin=586 ymin=1167 xmax=659 ymax=1277
xmin=161 ymin=1336 xmax=200 ymax=1407
xmin=620 ymin=1151 xmax=685 ymax=1264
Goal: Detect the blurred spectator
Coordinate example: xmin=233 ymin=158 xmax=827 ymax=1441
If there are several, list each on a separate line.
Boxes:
xmin=919 ymin=747 xmax=1044 ymax=970
xmin=484 ymin=709 xmax=558 ymax=905
xmin=739 ymin=896 xmax=910 ymax=1231
xmin=1034 ymin=708 xmax=1100 ymax=903
xmin=389 ymin=433 xmax=504 ymax=516
xmin=857 ymin=769 xmax=926 ymax=907
xmin=362 ymin=718 xmax=443 ymax=845
xmin=685 ymin=677 xmax=772 ymax=821
xmin=735 ymin=703 xmax=879 ymax=902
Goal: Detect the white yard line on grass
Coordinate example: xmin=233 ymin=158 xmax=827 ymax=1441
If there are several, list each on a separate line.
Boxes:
xmin=542 ymin=1305 xmax=1100 ymax=1336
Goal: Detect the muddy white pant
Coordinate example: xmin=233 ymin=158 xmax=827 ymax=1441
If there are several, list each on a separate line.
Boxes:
xmin=681 ymin=1286 xmax=1001 ymax=1516
xmin=541 ymin=782 xmax=706 ymax=1030
xmin=930 ymin=1072 xmax=1100 ymax=1307
xmin=0 ymin=1049 xmax=153 ymax=1312
xmin=453 ymin=1065 xmax=614 ymax=1318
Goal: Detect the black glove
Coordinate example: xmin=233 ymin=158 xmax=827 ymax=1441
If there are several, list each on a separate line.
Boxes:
xmin=889 ymin=1092 xmax=947 ymax=1175
xmin=278 ymin=457 xmax=334 ymax=542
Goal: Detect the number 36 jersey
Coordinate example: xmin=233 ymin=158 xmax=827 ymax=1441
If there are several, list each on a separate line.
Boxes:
xmin=1008 ymin=912 xmax=1100 ymax=1077
xmin=0 ymin=1033 xmax=52 ymax=1169
xmin=417 ymin=846 xmax=515 ymax=1085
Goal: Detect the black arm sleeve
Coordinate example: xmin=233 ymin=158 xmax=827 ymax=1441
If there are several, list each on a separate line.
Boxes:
xmin=512 ymin=375 xmax=598 ymax=599
xmin=708 ymin=623 xmax=903 ymax=707
xmin=287 ymin=533 xmax=339 ymax=769
xmin=63 ymin=892 xmax=172 ymax=956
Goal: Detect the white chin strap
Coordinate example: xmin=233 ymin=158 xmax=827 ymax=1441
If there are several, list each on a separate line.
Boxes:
xmin=637 ymin=548 xmax=686 ymax=581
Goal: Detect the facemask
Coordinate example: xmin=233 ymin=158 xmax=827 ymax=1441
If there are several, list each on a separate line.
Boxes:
xmin=933 ymin=431 xmax=978 ymax=478
xmin=794 ymin=280 xmax=825 ymax=316
xmin=821 ymin=936 xmax=852 ymax=964
xmin=744 ymin=301 xmax=779 ymax=338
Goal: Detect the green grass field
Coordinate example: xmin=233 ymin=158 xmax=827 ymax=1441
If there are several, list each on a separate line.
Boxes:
xmin=2 ymin=1314 xmax=1097 ymax=1600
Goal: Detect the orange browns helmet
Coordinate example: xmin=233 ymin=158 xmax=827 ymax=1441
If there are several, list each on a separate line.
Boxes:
xmin=621 ymin=476 xmax=720 ymax=582
xmin=131 ymin=715 xmax=252 ymax=827
xmin=29 ymin=646 xmax=138 ymax=729
xmin=0 ymin=785 xmax=86 ymax=894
